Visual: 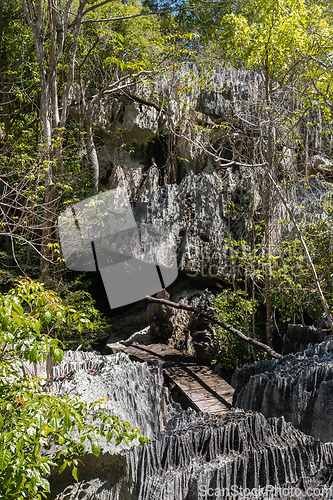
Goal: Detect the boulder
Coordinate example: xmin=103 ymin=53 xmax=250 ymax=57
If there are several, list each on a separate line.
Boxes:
xmin=147 ymin=289 xmax=174 ymax=339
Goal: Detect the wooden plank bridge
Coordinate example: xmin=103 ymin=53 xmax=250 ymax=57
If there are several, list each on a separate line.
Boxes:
xmin=114 ymin=343 xmax=234 ymax=414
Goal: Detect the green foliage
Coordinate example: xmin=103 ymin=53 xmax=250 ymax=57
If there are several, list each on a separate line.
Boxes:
xmin=77 ymin=0 xmax=167 ymax=86
xmin=225 ymin=199 xmax=333 ymax=331
xmin=60 ymin=287 xmax=109 ymax=350
xmin=0 ymin=278 xmax=147 ymax=499
xmin=214 ymin=289 xmax=258 ymax=371
xmin=217 ymin=0 xmax=327 ymax=82
xmin=271 ymin=217 xmax=333 ymax=325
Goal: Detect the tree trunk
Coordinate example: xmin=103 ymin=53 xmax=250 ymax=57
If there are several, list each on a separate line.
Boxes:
xmin=2 ymin=86 xmax=11 ymax=137
xmin=40 ymin=82 xmax=54 ymax=279
xmin=86 ymin=126 xmax=99 ymax=193
xmin=263 ymin=120 xmax=275 ymax=346
xmin=304 ymin=122 xmax=310 ymax=176
xmin=0 ymin=3 xmax=11 ymax=138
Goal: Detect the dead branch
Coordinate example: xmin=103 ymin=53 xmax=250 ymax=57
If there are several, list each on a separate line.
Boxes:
xmin=55 ymin=370 xmax=74 ymax=382
xmin=146 ymin=295 xmax=282 ymax=359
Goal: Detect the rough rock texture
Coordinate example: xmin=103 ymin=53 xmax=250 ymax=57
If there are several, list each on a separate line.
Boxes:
xmin=233 ymin=339 xmax=333 ymax=442
xmin=101 ymin=165 xmax=331 ymax=285
xmin=69 ymin=66 xmax=333 ymax=287
xmin=132 ymin=166 xmax=261 ymax=279
xmin=49 ymin=409 xmax=333 ymax=499
xmin=147 ymin=289 xmax=174 ymax=339
xmin=69 ymin=64 xmax=202 ymax=176
xmin=282 ymin=324 xmax=326 ymax=355
xmin=196 ymin=66 xmax=262 ymax=122
xmin=46 ymin=350 xmax=333 ymax=500
xmin=166 ymin=289 xmax=221 ymax=363
xmin=105 ymin=289 xmax=221 ymax=364
xmin=49 ymin=351 xmax=179 ymax=447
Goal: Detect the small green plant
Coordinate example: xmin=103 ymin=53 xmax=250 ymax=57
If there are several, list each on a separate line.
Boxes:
xmin=0 ymin=278 xmax=147 ymax=499
xmin=60 ymin=288 xmax=109 ymax=350
xmin=270 ymin=218 xmax=333 ymax=326
xmin=214 ymin=289 xmax=258 ymax=371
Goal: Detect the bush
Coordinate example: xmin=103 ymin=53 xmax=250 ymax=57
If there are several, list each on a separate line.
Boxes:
xmin=59 ymin=288 xmax=109 ymax=350
xmin=214 ymin=289 xmax=258 ymax=371
xmin=0 ymin=278 xmax=147 ymax=499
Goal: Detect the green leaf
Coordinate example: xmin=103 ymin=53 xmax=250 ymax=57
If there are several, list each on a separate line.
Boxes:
xmin=0 ymin=448 xmax=11 ymax=471
xmin=39 ymin=477 xmax=50 ymax=493
xmin=34 ymin=442 xmax=41 ymax=457
xmin=50 ymin=346 xmax=63 ymax=363
xmin=139 ymin=435 xmax=148 ymax=445
xmin=58 ymin=462 xmax=67 ymax=474
xmin=50 ymin=418 xmax=59 ymax=431
xmin=115 ymin=435 xmax=123 ymax=446
xmin=72 ymin=467 xmax=79 ymax=481
xmin=12 ymin=302 xmax=24 ymax=315
xmin=44 ymin=311 xmax=52 ymax=324
xmin=11 ymin=310 xmax=22 ymax=325
xmin=91 ymin=440 xmax=100 ymax=457
xmin=14 ymin=473 xmax=25 ymax=491
xmin=2 ymin=316 xmax=10 ymax=329
xmin=64 ymin=412 xmax=72 ymax=430
xmin=0 ymin=278 xmax=138 ymax=498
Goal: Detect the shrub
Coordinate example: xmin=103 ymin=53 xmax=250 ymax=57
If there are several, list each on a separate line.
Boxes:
xmin=214 ymin=289 xmax=259 ymax=371
xmin=0 ymin=278 xmax=146 ymax=499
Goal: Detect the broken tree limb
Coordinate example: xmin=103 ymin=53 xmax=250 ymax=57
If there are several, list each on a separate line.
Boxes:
xmin=146 ymin=295 xmax=282 ymax=359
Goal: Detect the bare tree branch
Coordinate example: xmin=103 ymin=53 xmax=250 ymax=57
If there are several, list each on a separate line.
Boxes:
xmin=146 ymin=295 xmax=282 ymax=359
xmin=80 ymin=3 xmax=216 ymax=24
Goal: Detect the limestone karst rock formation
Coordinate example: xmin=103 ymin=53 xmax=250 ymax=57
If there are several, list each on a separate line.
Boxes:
xmin=48 ymin=350 xmax=333 ymax=500
xmin=105 ymin=165 xmax=330 ymax=283
xmin=233 ymin=339 xmax=333 ymax=443
xmin=282 ymin=324 xmax=326 ymax=355
xmin=49 ymin=350 xmax=179 ymax=447
xmin=69 ymin=65 xmax=333 ymax=286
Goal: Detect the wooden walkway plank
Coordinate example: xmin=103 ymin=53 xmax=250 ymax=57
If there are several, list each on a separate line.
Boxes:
xmin=116 ymin=342 xmax=234 ymax=414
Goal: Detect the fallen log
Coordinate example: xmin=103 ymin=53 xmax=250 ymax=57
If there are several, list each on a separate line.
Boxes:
xmin=146 ymin=295 xmax=282 ymax=359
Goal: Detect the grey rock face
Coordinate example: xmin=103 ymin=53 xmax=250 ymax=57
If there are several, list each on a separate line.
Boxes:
xmin=233 ymin=339 xmax=333 ymax=442
xmin=69 ymin=65 xmax=333 ymax=286
xmin=196 ymin=66 xmax=262 ymax=122
xmin=167 ymin=290 xmax=221 ymax=363
xmin=147 ymin=289 xmax=174 ymax=339
xmin=50 ymin=409 xmax=333 ymax=500
xmin=69 ymin=66 xmax=270 ymax=182
xmin=106 ymin=166 xmax=332 ymax=284
xmin=47 ymin=351 xmax=333 ymax=500
xmin=50 ymin=351 xmax=179 ymax=447
xmin=287 ymin=177 xmax=333 ymax=224
xmin=282 ymin=324 xmax=326 ymax=355
xmin=131 ymin=167 xmax=261 ymax=279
